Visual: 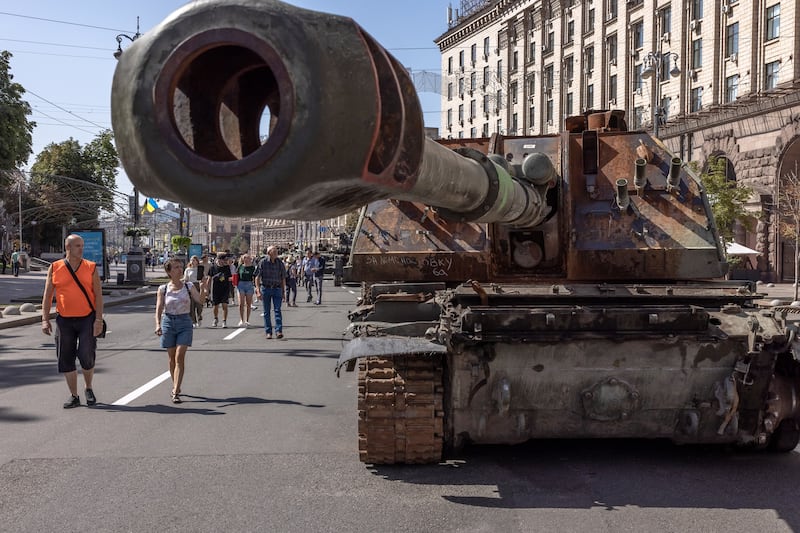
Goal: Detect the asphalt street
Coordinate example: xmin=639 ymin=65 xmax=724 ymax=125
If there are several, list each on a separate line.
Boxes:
xmin=1 ymin=272 xmax=800 ymax=532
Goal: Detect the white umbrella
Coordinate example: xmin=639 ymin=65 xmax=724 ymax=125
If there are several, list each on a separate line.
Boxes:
xmin=725 ymin=242 xmax=760 ymax=258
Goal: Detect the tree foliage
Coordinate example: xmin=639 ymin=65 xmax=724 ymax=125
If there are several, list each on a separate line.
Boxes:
xmin=698 ymin=156 xmax=753 ymax=243
xmin=0 ymin=51 xmax=35 ymax=174
xmin=27 ymin=131 xmax=120 ymax=248
xmin=777 ymin=170 xmax=800 ymax=299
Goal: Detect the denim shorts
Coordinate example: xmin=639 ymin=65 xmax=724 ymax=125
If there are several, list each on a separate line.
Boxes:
xmin=160 ymin=313 xmax=193 ymax=348
xmin=237 ymin=280 xmax=255 ymax=296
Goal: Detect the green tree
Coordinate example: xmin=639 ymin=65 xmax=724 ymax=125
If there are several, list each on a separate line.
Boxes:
xmin=698 ymin=156 xmax=753 ymax=243
xmin=0 ymin=51 xmax=35 ymax=175
xmin=778 ymin=170 xmax=800 ymax=300
xmin=28 ymin=131 xmax=120 ymax=249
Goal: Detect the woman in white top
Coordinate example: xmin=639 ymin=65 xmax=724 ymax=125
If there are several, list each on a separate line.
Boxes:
xmin=155 ymin=258 xmax=208 ymax=403
xmin=183 ymin=255 xmax=203 ymax=327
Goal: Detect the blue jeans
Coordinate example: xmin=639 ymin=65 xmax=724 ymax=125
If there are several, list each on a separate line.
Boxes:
xmin=261 ymin=287 xmax=283 ymax=334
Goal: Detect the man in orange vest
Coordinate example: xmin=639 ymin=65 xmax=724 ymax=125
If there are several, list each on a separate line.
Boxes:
xmin=41 ymin=234 xmax=105 ymax=408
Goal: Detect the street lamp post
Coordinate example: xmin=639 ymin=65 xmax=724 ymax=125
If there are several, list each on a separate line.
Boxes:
xmin=113 ymin=18 xmax=141 ymax=60
xmin=640 ymin=51 xmax=680 ymax=139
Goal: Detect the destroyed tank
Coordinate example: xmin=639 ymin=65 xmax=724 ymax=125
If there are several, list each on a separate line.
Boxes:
xmin=112 ymin=0 xmax=800 ymax=464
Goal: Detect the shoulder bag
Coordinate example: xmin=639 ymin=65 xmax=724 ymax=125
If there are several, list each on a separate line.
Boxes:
xmin=63 ymin=259 xmax=106 ymax=338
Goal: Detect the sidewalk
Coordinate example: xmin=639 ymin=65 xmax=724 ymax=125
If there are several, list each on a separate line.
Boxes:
xmin=0 ymin=264 xmax=165 ymax=330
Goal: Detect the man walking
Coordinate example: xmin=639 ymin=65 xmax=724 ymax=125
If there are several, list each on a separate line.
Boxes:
xmin=301 ymin=248 xmax=317 ymax=303
xmin=41 ymin=234 xmax=104 ymax=408
xmin=11 ymin=249 xmax=20 ymax=277
xmin=255 ymin=245 xmax=286 ymax=339
xmin=312 ymin=251 xmax=325 ymax=305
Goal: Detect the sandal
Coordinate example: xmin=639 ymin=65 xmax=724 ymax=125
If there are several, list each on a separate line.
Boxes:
xmin=171 ymin=393 xmax=182 ymax=404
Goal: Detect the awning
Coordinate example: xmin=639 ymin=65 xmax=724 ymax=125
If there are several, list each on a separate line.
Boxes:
xmin=726 ymin=242 xmax=760 ymax=258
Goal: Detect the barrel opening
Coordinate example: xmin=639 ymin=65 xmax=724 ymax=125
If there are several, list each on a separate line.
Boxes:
xmin=154 ymin=30 xmax=293 ymax=176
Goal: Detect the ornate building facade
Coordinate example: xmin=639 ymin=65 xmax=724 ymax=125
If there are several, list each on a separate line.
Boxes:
xmin=437 ymin=0 xmax=800 ymax=280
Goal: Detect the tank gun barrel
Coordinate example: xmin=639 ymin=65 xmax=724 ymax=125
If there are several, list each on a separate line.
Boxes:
xmin=111 ymin=0 xmax=552 ymax=227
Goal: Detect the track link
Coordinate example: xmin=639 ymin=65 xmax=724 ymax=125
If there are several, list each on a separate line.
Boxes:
xmin=357 ymin=355 xmax=444 ymax=464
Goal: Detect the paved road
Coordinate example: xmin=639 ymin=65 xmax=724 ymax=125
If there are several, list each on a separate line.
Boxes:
xmin=2 ymin=278 xmax=800 ymax=532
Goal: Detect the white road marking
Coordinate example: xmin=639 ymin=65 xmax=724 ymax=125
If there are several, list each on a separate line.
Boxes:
xmin=112 ymin=371 xmax=171 ymax=406
xmin=223 ymin=327 xmax=246 ymax=340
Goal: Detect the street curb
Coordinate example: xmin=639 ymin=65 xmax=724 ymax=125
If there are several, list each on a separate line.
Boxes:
xmin=0 ymin=291 xmax=156 ymax=331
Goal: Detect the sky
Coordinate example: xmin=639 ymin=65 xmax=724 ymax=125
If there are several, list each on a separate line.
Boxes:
xmin=2 ymin=0 xmax=454 ymax=198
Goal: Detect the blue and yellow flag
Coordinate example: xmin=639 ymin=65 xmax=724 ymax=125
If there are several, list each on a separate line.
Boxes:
xmin=141 ymin=198 xmax=159 ymax=214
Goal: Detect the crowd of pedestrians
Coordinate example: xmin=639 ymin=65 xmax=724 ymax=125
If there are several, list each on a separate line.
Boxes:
xmin=40 ymin=237 xmax=332 ymax=408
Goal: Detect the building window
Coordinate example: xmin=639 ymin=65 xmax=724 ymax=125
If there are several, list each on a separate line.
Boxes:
xmin=482 ymin=123 xmax=489 ymax=136
xmin=447 ymin=83 xmax=453 ymax=101
xmin=484 ymin=37 xmax=490 ymax=58
xmin=690 ymin=87 xmax=703 ymax=112
xmin=511 ymin=113 xmax=518 ymax=134
xmin=513 ymin=50 xmax=519 ymax=71
xmin=470 ymin=100 xmax=477 ymax=119
xmin=633 ymin=64 xmax=643 ymax=92
xmin=470 ymin=127 xmax=477 ymax=137
xmin=633 ymin=106 xmax=644 ymax=129
xmin=585 ymin=46 xmax=594 ymax=73
xmin=609 ymin=74 xmax=617 ymax=101
xmin=587 ymin=84 xmax=594 ymax=109
xmin=692 ymin=39 xmax=702 ymax=69
xmin=632 ymin=21 xmax=644 ymax=49
xmin=546 ymin=98 xmax=554 ymax=124
xmin=496 ymin=90 xmax=503 ymax=111
xmin=607 ymin=34 xmax=617 ymax=64
xmin=726 ymin=23 xmax=739 ymax=56
xmin=565 ymin=56 xmax=574 ymax=81
xmin=528 ymin=75 xmax=536 ymax=96
xmin=483 ymin=66 xmax=490 ymax=87
xmin=529 ymin=106 xmax=535 ymax=126
xmin=471 ymin=44 xmax=477 ymax=65
xmin=607 ymin=0 xmax=618 ymax=20
xmin=567 ymin=20 xmax=575 ymax=43
xmin=661 ymin=54 xmax=673 ymax=81
xmin=447 ymin=57 xmax=453 ymax=75
xmin=546 ymin=29 xmax=555 ymax=51
xmin=511 ymin=82 xmax=518 ymax=104
xmin=497 ymin=60 xmax=503 ymax=80
xmin=458 ymin=104 xmax=464 ymax=122
xmin=459 ymin=50 xmax=464 ymax=70
xmin=660 ymin=96 xmax=671 ymax=123
xmin=765 ymin=60 xmax=780 ymax=89
xmin=470 ymin=72 xmax=477 ymax=92
xmin=725 ymin=74 xmax=739 ymax=102
xmin=586 ymin=8 xmax=595 ymax=32
xmin=766 ymin=4 xmax=780 ymax=40
xmin=483 ymin=94 xmax=489 ymax=113
xmin=692 ymin=0 xmax=703 ymax=19
xmin=458 ymin=78 xmax=464 ymax=97
xmin=458 ymin=131 xmax=464 ymax=139
xmin=497 ymin=119 xmax=503 ymax=133
xmin=529 ymin=41 xmax=536 ymax=63
xmin=544 ymin=64 xmax=554 ymax=91
xmin=447 ymin=109 xmax=452 ymax=128
xmin=660 ymin=7 xmax=671 ymax=33
xmin=566 ymin=93 xmax=573 ymax=115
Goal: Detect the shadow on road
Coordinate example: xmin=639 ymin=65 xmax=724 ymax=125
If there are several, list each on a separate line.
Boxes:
xmin=0 ymin=406 xmax=42 ymax=423
xmin=181 ymin=394 xmax=325 ymax=409
xmin=93 ymin=403 xmax=224 ymax=415
xmin=367 ymin=438 xmax=800 ymax=527
xmin=0 ymin=357 xmax=60 ymax=390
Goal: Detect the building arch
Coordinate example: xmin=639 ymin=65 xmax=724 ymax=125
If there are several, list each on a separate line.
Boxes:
xmin=776 ymin=135 xmax=800 ymax=281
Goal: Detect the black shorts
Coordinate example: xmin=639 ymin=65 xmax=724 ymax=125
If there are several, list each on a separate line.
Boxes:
xmin=55 ymin=314 xmax=96 ymax=372
xmin=211 ymin=285 xmax=231 ymax=305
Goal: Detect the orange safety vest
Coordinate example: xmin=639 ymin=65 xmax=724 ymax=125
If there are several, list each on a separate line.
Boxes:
xmin=52 ymin=259 xmax=96 ymax=318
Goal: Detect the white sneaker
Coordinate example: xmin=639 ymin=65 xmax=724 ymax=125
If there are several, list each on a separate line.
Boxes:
xmin=245 ymin=321 xmax=250 ymax=327
xmin=222 ymin=320 xmax=227 ymax=328
xmin=212 ymin=318 xmax=218 ymax=328
xmin=237 ymin=320 xmax=244 ymax=327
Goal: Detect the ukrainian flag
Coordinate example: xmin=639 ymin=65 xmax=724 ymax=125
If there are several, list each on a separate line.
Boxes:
xmin=142 ymin=198 xmax=159 ymax=214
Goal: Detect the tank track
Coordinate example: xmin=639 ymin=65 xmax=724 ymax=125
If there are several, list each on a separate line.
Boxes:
xmin=357 ymin=355 xmax=444 ymax=464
